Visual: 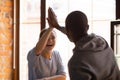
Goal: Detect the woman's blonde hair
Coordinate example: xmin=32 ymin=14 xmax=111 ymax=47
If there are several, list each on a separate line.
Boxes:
xmin=39 ymin=28 xmax=56 ymax=38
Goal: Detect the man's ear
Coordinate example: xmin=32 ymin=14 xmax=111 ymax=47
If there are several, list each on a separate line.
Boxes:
xmin=66 ymin=29 xmax=74 ymax=42
xmin=86 ymin=25 xmax=89 ymax=31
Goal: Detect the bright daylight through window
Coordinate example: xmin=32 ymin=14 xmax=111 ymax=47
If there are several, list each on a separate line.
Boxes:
xmin=20 ymin=0 xmax=115 ymax=80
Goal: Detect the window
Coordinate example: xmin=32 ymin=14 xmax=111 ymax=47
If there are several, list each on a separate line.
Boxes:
xmin=111 ymin=20 xmax=120 ymax=69
xmin=20 ymin=0 xmax=41 ymax=80
xmin=46 ymin=1 xmax=115 ymax=80
xmin=19 ymin=0 xmax=115 ymax=80
xmin=46 ymin=0 xmax=115 ymax=44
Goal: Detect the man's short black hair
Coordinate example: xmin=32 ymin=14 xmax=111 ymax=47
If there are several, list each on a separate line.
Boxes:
xmin=65 ymin=11 xmax=88 ymax=38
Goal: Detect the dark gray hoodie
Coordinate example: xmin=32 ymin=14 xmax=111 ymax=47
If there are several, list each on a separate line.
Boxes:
xmin=68 ymin=33 xmax=120 ymax=80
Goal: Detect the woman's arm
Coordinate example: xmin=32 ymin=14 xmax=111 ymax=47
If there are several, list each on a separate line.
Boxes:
xmin=35 ymin=27 xmax=53 ymax=56
xmin=45 ymin=74 xmax=66 ymax=80
xmin=36 ymin=74 xmax=66 ymax=80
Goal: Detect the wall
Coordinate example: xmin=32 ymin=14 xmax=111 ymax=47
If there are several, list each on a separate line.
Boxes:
xmin=0 ymin=0 xmax=13 ymax=80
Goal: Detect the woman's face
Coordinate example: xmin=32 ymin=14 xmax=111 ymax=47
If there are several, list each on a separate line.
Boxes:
xmin=45 ymin=31 xmax=56 ymax=51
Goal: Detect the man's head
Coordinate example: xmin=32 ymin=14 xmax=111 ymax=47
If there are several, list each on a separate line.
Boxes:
xmin=65 ymin=11 xmax=89 ymax=43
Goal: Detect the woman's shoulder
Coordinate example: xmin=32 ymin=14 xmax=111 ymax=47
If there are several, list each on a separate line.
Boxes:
xmin=27 ymin=48 xmax=37 ymax=61
xmin=53 ymin=50 xmax=59 ymax=53
xmin=52 ymin=50 xmax=61 ymax=58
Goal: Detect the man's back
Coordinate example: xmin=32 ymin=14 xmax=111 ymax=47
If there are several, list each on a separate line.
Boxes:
xmin=68 ymin=34 xmax=120 ymax=80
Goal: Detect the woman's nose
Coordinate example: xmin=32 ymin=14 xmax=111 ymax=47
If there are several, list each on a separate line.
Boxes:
xmin=48 ymin=38 xmax=53 ymax=42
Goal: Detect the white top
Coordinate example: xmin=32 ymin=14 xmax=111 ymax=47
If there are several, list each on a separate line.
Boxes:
xmin=27 ymin=48 xmax=66 ymax=80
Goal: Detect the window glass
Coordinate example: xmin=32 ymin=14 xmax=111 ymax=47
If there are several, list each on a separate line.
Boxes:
xmin=46 ymin=0 xmax=115 ymax=80
xmin=47 ymin=0 xmax=115 ymax=44
xmin=20 ymin=0 xmax=115 ymax=80
xmin=114 ymin=24 xmax=120 ymax=69
xmin=20 ymin=0 xmax=40 ymax=80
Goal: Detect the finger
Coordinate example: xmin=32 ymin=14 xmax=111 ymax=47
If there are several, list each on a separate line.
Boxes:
xmin=48 ymin=8 xmax=53 ymax=20
xmin=48 ymin=7 xmax=57 ymax=17
xmin=51 ymin=9 xmax=57 ymax=17
xmin=47 ymin=19 xmax=54 ymax=28
xmin=47 ymin=18 xmax=52 ymax=26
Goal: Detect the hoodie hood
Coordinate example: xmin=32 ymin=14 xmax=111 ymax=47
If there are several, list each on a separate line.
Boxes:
xmin=74 ymin=33 xmax=108 ymax=52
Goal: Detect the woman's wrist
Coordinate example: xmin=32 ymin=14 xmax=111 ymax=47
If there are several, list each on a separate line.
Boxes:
xmin=43 ymin=77 xmax=49 ymax=80
xmin=48 ymin=27 xmax=53 ymax=31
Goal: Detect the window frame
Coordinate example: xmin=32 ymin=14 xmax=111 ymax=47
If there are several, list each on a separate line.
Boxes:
xmin=13 ymin=0 xmax=120 ymax=80
xmin=13 ymin=0 xmax=46 ymax=80
xmin=110 ymin=21 xmax=120 ymax=52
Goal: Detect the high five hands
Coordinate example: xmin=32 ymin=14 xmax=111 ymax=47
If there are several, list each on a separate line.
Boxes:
xmin=47 ymin=7 xmax=60 ymax=28
xmin=47 ymin=7 xmax=66 ymax=34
